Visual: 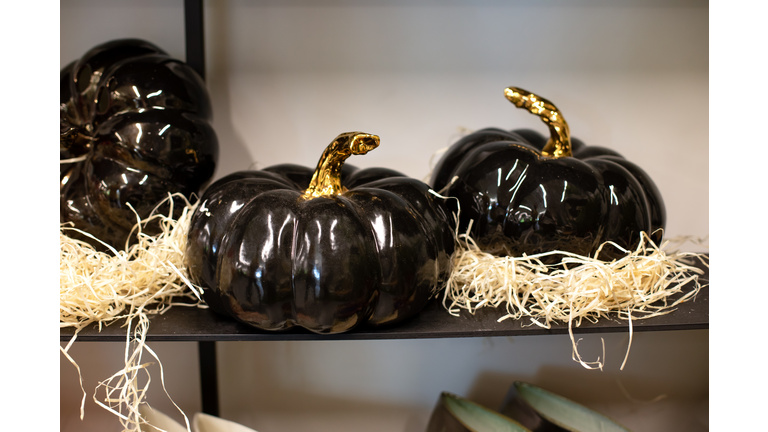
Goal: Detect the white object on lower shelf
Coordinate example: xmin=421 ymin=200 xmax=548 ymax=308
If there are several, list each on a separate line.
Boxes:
xmin=139 ymin=405 xmax=258 ymax=432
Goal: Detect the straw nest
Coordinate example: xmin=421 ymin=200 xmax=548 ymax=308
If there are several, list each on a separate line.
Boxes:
xmin=60 ymin=194 xmax=201 ymax=432
xmin=441 ymin=216 xmax=708 ymax=370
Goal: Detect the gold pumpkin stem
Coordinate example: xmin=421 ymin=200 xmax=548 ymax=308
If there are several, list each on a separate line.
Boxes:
xmin=504 ymin=87 xmax=572 ymax=158
xmin=302 ymin=132 xmax=381 ymax=199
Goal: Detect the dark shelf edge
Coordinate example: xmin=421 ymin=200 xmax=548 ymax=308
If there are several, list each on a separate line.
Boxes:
xmin=61 ymin=323 xmax=709 ymax=343
xmin=61 ymin=257 xmax=708 ymax=343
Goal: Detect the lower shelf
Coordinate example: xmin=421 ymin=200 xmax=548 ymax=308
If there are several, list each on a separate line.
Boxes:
xmin=60 ymin=258 xmax=708 ymax=342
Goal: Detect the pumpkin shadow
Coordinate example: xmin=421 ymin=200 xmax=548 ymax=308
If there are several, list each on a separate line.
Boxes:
xmin=206 ymin=0 xmax=254 ymax=182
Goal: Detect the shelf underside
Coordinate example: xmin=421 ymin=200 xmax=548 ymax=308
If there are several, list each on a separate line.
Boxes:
xmin=61 ymin=258 xmax=708 ymax=342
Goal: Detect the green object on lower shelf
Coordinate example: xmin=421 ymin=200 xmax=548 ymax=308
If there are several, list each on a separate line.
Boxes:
xmin=501 ymin=382 xmax=631 ymax=432
xmin=426 ymin=392 xmax=531 ymax=432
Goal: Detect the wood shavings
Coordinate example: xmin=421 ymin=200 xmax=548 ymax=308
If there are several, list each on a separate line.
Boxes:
xmin=442 ymin=222 xmax=708 ymax=370
xmin=60 ymin=193 xmax=201 ymax=432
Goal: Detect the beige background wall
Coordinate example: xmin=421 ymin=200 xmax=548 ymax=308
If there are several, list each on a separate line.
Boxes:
xmin=60 ymin=1 xmax=709 ymax=431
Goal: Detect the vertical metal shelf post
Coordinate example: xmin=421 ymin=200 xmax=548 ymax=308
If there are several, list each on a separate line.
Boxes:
xmin=184 ymin=0 xmax=219 ymax=417
xmin=185 ymin=0 xmax=206 ymax=80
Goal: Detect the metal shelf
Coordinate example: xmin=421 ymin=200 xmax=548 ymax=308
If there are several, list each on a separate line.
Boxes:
xmin=59 ymin=1 xmax=709 ymax=420
xmin=60 ymin=256 xmax=708 ymax=342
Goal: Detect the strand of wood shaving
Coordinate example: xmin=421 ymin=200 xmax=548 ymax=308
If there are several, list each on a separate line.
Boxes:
xmin=442 ymin=226 xmax=708 ymax=371
xmin=60 ymin=193 xmax=202 ymax=432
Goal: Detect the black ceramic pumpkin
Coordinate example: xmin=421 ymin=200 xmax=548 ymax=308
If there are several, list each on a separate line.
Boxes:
xmin=431 ymin=87 xmax=665 ymax=261
xmin=60 ymin=39 xmax=218 ymax=249
xmin=186 ymin=132 xmax=455 ymax=334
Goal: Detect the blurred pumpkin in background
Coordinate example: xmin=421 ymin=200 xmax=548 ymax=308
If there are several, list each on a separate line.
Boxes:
xmin=60 ymin=38 xmax=218 ymax=249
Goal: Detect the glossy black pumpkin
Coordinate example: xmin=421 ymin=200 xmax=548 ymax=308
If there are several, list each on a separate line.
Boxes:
xmin=431 ymin=87 xmax=665 ymax=261
xmin=60 ymin=39 xmax=218 ymax=249
xmin=186 ymin=132 xmax=454 ymax=334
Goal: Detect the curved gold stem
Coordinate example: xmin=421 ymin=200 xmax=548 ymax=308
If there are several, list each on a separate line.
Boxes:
xmin=504 ymin=87 xmax=572 ymax=158
xmin=302 ymin=132 xmax=380 ymax=199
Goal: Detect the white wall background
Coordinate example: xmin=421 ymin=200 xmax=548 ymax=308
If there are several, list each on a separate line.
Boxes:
xmin=60 ymin=1 xmax=709 ymax=431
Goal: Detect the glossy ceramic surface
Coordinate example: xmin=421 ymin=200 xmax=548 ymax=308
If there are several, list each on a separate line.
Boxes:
xmin=430 ymin=126 xmax=665 ymax=261
xmin=425 ymin=392 xmax=532 ymax=432
xmin=186 ymin=152 xmax=455 ymax=334
xmin=60 ymin=39 xmax=218 ymax=249
xmin=499 ymin=382 xmax=632 ymax=432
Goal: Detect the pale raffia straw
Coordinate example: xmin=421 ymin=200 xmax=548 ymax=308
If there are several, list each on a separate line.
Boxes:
xmin=432 ymin=190 xmax=708 ymax=371
xmin=60 ymin=193 xmax=203 ymax=432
